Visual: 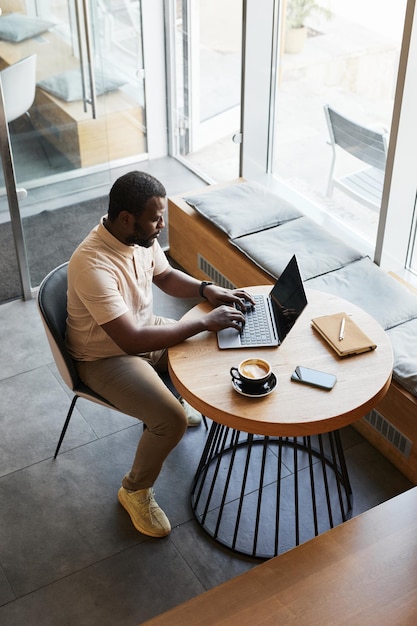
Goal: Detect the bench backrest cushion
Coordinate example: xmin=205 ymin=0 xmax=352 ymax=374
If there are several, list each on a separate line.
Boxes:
xmin=184 ymin=182 xmax=302 ymax=239
xmin=387 ymin=319 xmax=417 ymax=397
xmin=231 ymin=216 xmax=365 ymax=281
xmin=306 ymin=257 xmax=417 ymax=331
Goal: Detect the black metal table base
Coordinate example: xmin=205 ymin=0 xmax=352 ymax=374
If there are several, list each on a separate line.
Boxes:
xmin=191 ymin=422 xmax=353 ymax=559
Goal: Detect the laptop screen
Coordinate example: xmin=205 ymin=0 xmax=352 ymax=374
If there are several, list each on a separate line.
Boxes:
xmin=270 ymin=255 xmax=308 ymax=343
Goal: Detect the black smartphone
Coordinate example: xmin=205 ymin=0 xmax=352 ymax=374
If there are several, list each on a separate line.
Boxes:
xmin=291 ymin=366 xmax=337 ymax=390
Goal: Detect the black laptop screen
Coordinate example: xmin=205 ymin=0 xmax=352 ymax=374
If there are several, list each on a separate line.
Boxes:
xmin=270 ymin=255 xmax=308 ymax=342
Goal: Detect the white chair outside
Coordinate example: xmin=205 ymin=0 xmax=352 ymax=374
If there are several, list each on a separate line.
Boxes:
xmin=0 ymin=53 xmax=38 ymax=200
xmin=324 ymin=104 xmax=388 ymax=211
xmin=0 ymin=53 xmax=37 ymax=123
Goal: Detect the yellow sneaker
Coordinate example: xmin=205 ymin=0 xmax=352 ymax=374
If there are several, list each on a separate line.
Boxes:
xmin=118 ymin=487 xmax=171 ymax=537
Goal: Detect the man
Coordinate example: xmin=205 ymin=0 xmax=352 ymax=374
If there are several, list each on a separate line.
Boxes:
xmin=66 ymin=171 xmax=253 ymax=538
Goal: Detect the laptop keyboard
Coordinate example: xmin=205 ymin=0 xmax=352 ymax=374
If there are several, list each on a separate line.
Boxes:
xmin=240 ymin=295 xmax=274 ymax=345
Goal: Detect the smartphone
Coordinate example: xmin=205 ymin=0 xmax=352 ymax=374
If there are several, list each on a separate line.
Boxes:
xmin=291 ymin=366 xmax=336 ymax=390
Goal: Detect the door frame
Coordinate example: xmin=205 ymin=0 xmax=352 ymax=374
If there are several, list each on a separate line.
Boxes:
xmin=165 ymin=0 xmax=242 ymax=159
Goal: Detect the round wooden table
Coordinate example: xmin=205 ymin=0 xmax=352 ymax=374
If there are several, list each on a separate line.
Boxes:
xmin=168 ymin=289 xmax=393 ymax=558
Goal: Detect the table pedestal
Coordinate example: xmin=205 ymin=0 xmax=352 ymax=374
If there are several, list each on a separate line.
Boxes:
xmin=191 ymin=422 xmax=352 ymax=559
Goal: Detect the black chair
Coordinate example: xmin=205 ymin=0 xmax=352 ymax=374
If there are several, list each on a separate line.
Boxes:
xmin=324 ymin=104 xmax=388 ymax=211
xmin=37 ymin=262 xmax=206 ymax=458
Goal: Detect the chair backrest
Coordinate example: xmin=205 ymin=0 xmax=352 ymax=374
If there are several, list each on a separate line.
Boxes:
xmin=324 ymin=104 xmax=387 ymax=171
xmin=0 ymin=54 xmax=37 ymax=123
xmin=37 ymin=262 xmax=80 ymax=391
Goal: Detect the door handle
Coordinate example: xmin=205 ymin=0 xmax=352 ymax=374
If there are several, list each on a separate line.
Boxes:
xmin=82 ymin=0 xmax=97 ymax=119
xmin=74 ymin=0 xmax=97 ymax=119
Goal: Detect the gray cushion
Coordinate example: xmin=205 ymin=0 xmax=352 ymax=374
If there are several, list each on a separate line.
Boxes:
xmin=37 ymin=68 xmax=125 ymax=102
xmin=306 ymin=257 xmax=417 ymax=330
xmin=0 ymin=13 xmax=54 ymax=42
xmin=184 ymin=182 xmax=302 ymax=239
xmin=230 ymin=216 xmax=365 ymax=280
xmin=387 ymin=319 xmax=417 ymax=397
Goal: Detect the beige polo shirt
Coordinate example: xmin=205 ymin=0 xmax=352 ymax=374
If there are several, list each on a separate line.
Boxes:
xmin=66 ymin=218 xmax=169 ymax=361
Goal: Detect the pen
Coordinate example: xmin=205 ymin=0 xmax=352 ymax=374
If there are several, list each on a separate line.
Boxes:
xmin=339 ymin=317 xmax=345 ymax=341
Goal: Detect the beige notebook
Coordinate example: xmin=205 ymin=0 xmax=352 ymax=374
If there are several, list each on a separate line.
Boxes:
xmin=311 ymin=312 xmax=377 ymax=357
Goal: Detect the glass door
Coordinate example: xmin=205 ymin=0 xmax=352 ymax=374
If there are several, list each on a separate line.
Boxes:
xmin=0 ymin=0 xmax=147 ymax=300
xmin=168 ymin=0 xmax=243 ymax=182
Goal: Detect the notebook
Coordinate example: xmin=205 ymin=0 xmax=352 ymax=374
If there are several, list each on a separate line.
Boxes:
xmin=217 ymin=255 xmax=308 ymax=349
xmin=311 ymin=312 xmax=377 ymax=357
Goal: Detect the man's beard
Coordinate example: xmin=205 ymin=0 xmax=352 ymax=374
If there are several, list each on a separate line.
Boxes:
xmin=126 ymin=235 xmax=154 ymax=248
xmin=125 ymin=223 xmax=159 ymax=248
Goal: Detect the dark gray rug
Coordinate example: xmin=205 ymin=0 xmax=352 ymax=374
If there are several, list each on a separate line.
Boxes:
xmin=1 ymin=196 xmax=109 ymax=303
xmin=1 ymin=193 xmax=171 ymax=304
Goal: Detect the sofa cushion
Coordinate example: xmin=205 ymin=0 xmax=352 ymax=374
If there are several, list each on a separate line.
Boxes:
xmin=306 ymin=257 xmax=417 ymax=330
xmin=184 ymin=181 xmax=302 ymax=239
xmin=230 ymin=216 xmax=365 ymax=280
xmin=0 ymin=13 xmax=54 ymax=42
xmin=37 ymin=68 xmax=125 ymax=102
xmin=387 ymin=319 xmax=417 ymax=397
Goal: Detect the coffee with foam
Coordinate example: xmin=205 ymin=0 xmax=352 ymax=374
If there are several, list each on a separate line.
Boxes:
xmin=241 ymin=362 xmax=269 ymax=379
xmin=230 ymin=358 xmax=272 ymax=390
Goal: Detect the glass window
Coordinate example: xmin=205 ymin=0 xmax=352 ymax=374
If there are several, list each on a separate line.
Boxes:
xmin=272 ymin=0 xmax=407 ymax=252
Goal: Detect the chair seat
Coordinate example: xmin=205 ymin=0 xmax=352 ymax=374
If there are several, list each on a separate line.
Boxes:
xmin=334 ymin=166 xmax=384 ymax=210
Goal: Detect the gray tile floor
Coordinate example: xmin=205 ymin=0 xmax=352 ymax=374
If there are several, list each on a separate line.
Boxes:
xmin=0 ymin=286 xmax=413 ymax=624
xmin=0 ymin=160 xmax=413 ymax=624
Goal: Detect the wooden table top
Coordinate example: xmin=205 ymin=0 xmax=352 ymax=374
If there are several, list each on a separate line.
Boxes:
xmin=168 ymin=288 xmax=393 ymax=437
xmin=143 ymin=486 xmax=417 ymax=625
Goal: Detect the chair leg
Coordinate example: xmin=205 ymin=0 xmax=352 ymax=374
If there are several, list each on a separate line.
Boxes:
xmin=326 ymin=151 xmax=337 ymax=198
xmin=54 ymin=394 xmax=79 ymax=459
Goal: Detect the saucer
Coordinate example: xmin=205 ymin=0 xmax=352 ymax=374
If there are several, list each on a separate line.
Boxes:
xmin=231 ymin=373 xmax=277 ymax=398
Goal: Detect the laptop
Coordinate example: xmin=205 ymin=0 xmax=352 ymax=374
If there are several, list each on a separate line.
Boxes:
xmin=217 ymin=254 xmax=308 ymax=349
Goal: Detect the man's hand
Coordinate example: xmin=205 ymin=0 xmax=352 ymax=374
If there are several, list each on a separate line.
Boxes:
xmin=201 ymin=304 xmax=246 ymax=332
xmin=203 ymin=285 xmax=255 ymax=311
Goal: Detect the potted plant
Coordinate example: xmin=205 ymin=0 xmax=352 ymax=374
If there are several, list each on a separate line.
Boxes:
xmin=285 ymin=0 xmax=332 ymax=54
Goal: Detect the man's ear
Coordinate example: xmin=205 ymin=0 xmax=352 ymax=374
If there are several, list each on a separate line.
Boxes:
xmin=118 ymin=210 xmax=133 ymax=227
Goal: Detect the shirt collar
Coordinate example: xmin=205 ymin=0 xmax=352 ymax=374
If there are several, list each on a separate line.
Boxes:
xmin=97 ymin=215 xmax=135 ymax=258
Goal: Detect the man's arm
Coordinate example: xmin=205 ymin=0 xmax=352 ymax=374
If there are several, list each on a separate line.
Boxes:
xmin=101 ymin=302 xmax=246 ymax=355
xmin=153 ymin=266 xmax=204 ymax=299
xmin=153 ymin=267 xmax=255 ymax=308
xmin=101 ymin=265 xmax=256 ymax=354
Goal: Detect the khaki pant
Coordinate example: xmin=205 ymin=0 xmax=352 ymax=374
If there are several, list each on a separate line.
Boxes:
xmin=76 ymin=317 xmax=188 ymax=491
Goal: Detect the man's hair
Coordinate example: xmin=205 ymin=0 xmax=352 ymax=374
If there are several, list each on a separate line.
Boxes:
xmin=108 ymin=171 xmax=166 ymax=221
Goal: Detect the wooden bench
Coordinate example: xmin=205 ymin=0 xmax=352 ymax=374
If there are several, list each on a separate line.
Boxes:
xmin=168 ymin=182 xmax=417 ymax=484
xmin=143 ymin=487 xmax=417 ymax=625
